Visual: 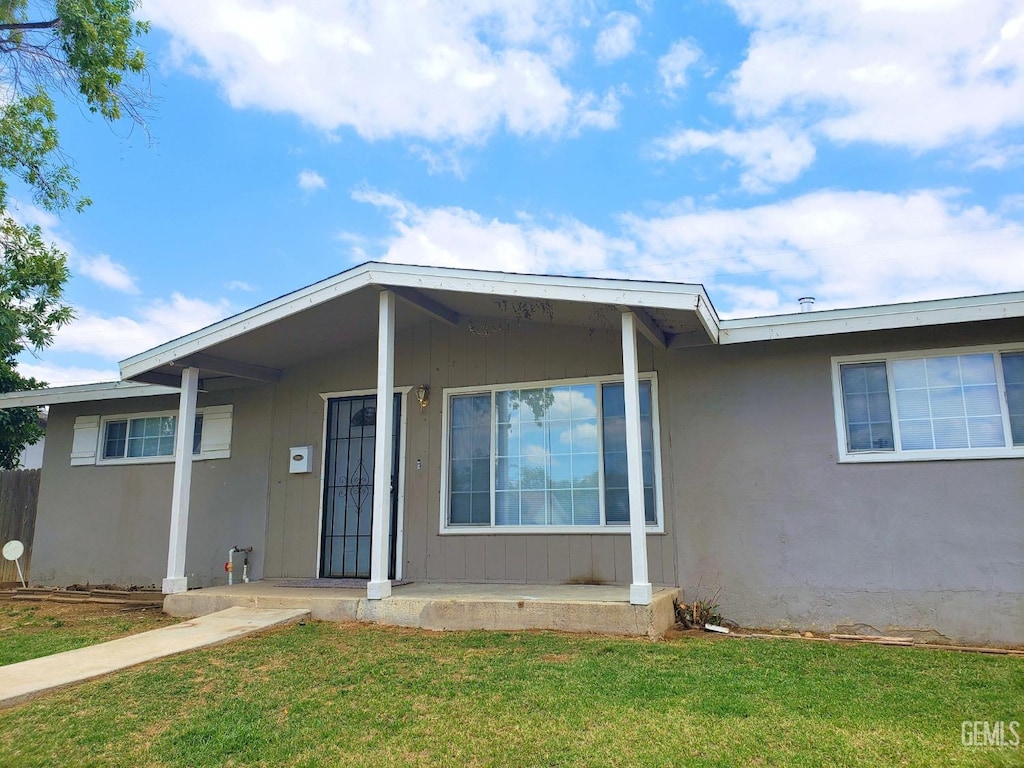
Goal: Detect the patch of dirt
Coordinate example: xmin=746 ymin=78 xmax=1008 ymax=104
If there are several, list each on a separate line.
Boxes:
xmin=0 ymin=594 xmax=173 ymax=629
xmin=663 ymin=626 xmax=734 ymax=641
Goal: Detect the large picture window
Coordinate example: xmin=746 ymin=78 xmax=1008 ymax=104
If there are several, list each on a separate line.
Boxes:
xmin=833 ymin=346 xmax=1024 ymax=461
xmin=445 ymin=375 xmax=661 ymax=531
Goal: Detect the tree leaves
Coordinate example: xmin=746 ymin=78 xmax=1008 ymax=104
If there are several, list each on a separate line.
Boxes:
xmin=0 ymin=0 xmax=148 ymax=467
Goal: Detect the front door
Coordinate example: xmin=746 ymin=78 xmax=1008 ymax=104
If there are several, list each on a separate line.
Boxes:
xmin=320 ymin=393 xmax=401 ymax=579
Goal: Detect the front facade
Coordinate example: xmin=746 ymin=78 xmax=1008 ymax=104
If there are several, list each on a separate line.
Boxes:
xmin=6 ymin=264 xmax=1022 ymax=645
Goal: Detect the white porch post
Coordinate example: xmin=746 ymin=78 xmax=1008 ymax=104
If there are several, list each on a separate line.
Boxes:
xmin=367 ymin=289 xmax=396 ymax=600
xmin=162 ymin=366 xmax=199 ymax=594
xmin=621 ymin=312 xmax=653 ymax=605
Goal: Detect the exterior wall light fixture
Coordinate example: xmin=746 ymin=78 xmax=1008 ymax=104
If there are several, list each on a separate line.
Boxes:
xmin=415 ymin=384 xmax=430 ymax=412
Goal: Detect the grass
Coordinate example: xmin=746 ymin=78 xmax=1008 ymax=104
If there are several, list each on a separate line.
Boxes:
xmin=0 ymin=621 xmax=1021 ymax=767
xmin=0 ymin=600 xmax=175 ymax=665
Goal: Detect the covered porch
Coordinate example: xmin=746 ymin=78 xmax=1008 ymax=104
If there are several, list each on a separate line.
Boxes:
xmin=164 ymin=580 xmax=680 ymax=638
xmin=119 ymin=263 xmax=716 ymax=606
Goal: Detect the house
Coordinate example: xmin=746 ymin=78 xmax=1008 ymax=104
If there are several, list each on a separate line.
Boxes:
xmin=1 ymin=262 xmax=1020 ymax=645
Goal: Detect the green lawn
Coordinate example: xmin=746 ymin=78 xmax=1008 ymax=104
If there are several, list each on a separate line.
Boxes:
xmin=0 ymin=600 xmax=175 ymax=665
xmin=0 ymin=621 xmax=1020 ymax=767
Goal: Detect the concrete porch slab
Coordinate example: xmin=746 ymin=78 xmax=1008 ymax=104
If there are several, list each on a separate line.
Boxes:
xmin=0 ymin=606 xmax=309 ymax=709
xmin=164 ymin=581 xmax=680 ymax=638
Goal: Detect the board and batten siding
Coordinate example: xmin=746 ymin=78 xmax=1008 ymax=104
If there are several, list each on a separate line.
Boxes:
xmin=263 ymin=318 xmax=678 ymax=587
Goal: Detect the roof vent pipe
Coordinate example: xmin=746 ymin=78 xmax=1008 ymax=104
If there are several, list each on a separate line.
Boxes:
xmin=798 ymin=296 xmax=815 ymax=313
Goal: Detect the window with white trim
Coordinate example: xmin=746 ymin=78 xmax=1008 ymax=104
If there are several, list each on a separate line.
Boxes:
xmin=444 ymin=376 xmax=661 ymax=531
xmin=101 ymin=414 xmax=204 ymax=460
xmin=833 ymin=347 xmax=1024 ymax=461
xmin=71 ymin=405 xmax=233 ymax=466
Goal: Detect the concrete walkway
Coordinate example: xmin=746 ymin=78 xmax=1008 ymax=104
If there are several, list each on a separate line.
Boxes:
xmin=0 ymin=606 xmax=309 ymax=709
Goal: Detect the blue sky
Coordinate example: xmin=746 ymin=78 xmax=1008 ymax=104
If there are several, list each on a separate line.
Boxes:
xmin=12 ymin=0 xmax=1024 ymax=386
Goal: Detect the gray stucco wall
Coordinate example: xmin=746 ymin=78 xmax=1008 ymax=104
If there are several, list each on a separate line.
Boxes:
xmin=31 ymin=386 xmax=273 ymax=588
xmin=668 ymin=319 xmax=1023 ymax=646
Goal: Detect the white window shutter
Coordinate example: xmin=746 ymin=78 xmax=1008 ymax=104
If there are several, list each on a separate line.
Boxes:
xmin=71 ymin=415 xmax=101 ymax=465
xmin=199 ymin=405 xmax=233 ymax=459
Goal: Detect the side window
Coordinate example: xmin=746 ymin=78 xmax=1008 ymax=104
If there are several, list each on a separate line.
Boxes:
xmin=838 ymin=362 xmax=893 ymax=452
xmin=75 ymin=407 xmax=232 ymax=465
xmin=835 ymin=349 xmax=1023 ymax=461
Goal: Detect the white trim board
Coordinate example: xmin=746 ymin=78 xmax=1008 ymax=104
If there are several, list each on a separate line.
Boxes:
xmin=0 ymin=381 xmax=178 ymax=409
xmin=720 ymin=291 xmax=1024 ymax=344
xmin=120 ymin=262 xmax=712 ymax=382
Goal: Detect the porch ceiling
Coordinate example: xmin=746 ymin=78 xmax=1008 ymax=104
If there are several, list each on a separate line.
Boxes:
xmin=122 ymin=263 xmax=717 ymax=388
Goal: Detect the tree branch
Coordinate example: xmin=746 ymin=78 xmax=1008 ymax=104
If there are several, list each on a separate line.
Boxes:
xmin=0 ymin=20 xmax=60 ymax=32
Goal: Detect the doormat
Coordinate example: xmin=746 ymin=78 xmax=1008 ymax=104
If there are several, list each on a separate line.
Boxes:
xmin=279 ymin=578 xmax=413 ymax=589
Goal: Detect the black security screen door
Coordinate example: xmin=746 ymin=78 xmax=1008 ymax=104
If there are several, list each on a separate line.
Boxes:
xmin=320 ymin=394 xmax=401 ymax=579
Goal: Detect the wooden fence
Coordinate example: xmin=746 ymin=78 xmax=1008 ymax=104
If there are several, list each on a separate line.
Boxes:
xmin=0 ymin=469 xmax=40 ymax=586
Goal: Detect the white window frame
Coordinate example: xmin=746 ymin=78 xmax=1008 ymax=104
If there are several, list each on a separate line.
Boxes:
xmin=440 ymin=372 xmax=665 ymax=534
xmin=94 ymin=406 xmax=231 ymax=466
xmin=831 ymin=343 xmax=1024 ymax=463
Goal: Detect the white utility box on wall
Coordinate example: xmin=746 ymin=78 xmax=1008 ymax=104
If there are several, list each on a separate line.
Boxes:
xmin=289 ymin=445 xmax=313 ymax=474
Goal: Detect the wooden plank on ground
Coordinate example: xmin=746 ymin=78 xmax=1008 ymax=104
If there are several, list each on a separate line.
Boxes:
xmin=829 ymin=633 xmax=914 ymax=645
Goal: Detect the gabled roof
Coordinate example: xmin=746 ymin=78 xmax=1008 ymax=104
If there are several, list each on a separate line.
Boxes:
xmin=0 ymin=261 xmax=1022 ymax=407
xmin=118 ymin=261 xmax=717 ymax=387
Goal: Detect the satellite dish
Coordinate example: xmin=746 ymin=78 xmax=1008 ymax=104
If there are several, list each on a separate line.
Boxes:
xmin=3 ymin=540 xmax=27 ymax=588
xmin=2 ymin=540 xmax=23 ymax=561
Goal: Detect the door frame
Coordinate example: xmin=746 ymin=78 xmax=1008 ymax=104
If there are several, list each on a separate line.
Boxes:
xmin=315 ymin=386 xmax=411 ymax=580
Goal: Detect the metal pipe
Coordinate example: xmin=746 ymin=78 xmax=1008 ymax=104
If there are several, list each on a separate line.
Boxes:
xmin=226 ymin=546 xmax=253 ymax=586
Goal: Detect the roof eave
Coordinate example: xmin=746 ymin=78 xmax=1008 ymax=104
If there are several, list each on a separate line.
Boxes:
xmin=0 ymin=381 xmax=179 ymax=409
xmin=120 ymin=262 xmax=715 ymax=382
xmin=719 ymin=291 xmax=1024 ymax=344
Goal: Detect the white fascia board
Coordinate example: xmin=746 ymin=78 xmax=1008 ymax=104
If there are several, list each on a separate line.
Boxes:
xmin=368 ymin=262 xmax=708 ymax=312
xmin=120 ymin=262 xmax=716 ymax=381
xmin=694 ymin=293 xmax=720 ymax=344
xmin=120 ymin=267 xmax=377 ymax=380
xmin=0 ymin=381 xmax=179 ymax=409
xmin=718 ymin=291 xmax=1024 ymax=344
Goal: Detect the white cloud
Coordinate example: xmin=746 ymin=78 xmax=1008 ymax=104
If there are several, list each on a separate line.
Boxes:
xmin=594 ymin=12 xmax=641 ymax=64
xmin=408 ymin=145 xmax=468 ymax=178
xmin=335 ymin=229 xmax=370 ymax=261
xmin=968 ymin=142 xmax=1024 ymax=170
xmin=353 ymin=188 xmax=635 ymax=274
xmin=724 ymin=0 xmax=1024 ymax=151
xmin=352 ymin=187 xmax=1024 ymax=315
xmin=50 ymin=294 xmax=234 ymax=360
xmin=225 ymin=279 xmax=255 ymax=291
xmin=75 ymin=253 xmax=140 ymax=294
xmin=572 ymin=88 xmax=624 ymax=133
xmin=16 ymin=361 xmax=120 ymax=387
xmin=144 ymin=0 xmax=611 ymax=142
xmin=658 ymin=39 xmax=701 ymax=92
xmin=297 ymin=169 xmax=327 ymax=192
xmin=650 ymin=126 xmax=816 ymax=192
xmin=621 ymin=188 xmax=1024 ymax=315
xmin=8 ymin=203 xmax=139 ymax=293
